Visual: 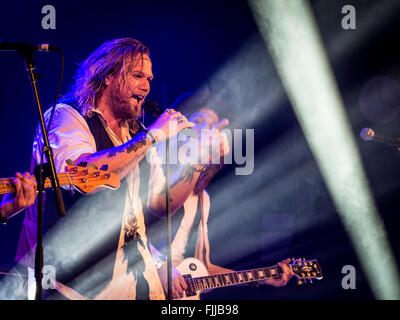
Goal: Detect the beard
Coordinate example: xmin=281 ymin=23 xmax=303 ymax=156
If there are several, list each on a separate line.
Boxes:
xmin=105 ymin=81 xmax=141 ymax=121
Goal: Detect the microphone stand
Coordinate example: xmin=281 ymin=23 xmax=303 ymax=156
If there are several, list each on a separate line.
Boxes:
xmin=165 ymin=138 xmax=173 ymax=300
xmin=17 ymin=47 xmax=66 ymax=300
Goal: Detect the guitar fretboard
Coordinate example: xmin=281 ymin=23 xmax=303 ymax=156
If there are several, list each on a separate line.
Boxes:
xmin=185 ymin=266 xmax=285 ymax=292
xmin=0 ymin=173 xmax=71 ymax=195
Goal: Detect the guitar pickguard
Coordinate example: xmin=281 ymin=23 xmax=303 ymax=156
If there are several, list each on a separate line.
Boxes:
xmin=176 ymin=258 xmax=209 ymax=300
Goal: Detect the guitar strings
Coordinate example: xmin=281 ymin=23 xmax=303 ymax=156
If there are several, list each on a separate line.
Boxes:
xmin=0 ymin=172 xmax=115 ymax=194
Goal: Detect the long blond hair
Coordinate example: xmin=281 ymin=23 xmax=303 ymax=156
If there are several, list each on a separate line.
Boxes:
xmin=62 ymin=38 xmax=150 ymax=116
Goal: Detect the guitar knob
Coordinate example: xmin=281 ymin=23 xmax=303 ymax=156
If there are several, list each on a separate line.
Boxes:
xmin=297 ymin=280 xmax=303 ymax=285
xmin=94 ymin=171 xmax=101 ymax=177
xmin=105 ymin=173 xmax=111 ymax=179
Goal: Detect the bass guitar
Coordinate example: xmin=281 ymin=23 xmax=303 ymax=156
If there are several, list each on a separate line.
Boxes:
xmin=0 ymin=164 xmax=120 ymax=195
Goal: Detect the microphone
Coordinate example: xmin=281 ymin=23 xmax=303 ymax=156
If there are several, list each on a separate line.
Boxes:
xmin=0 ymin=41 xmax=59 ymax=53
xmin=143 ymin=100 xmax=197 ymax=138
xmin=360 ymin=127 xmax=400 ymax=147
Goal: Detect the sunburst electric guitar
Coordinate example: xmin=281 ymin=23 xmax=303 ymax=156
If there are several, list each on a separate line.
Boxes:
xmin=175 ymin=257 xmax=323 ymax=300
xmin=0 ymin=165 xmax=120 ymax=195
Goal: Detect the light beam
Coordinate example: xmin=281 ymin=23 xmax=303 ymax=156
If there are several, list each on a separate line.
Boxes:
xmin=248 ymin=0 xmax=400 ymax=299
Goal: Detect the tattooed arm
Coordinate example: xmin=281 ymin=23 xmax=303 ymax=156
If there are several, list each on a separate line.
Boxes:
xmin=74 ymin=131 xmax=153 ymax=180
xmin=73 ymin=109 xmax=195 ymax=181
xmin=147 ymin=161 xmax=205 ymax=217
xmin=33 ymin=104 xmax=195 ymax=200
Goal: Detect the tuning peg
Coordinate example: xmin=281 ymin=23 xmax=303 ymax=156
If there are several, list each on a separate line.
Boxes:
xmin=77 ymin=161 xmax=88 ymax=167
xmin=66 ymin=159 xmax=75 ymax=165
xmin=100 ymin=164 xmax=109 ymax=171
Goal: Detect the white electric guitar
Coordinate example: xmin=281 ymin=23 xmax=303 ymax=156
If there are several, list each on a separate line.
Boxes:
xmin=175 ymin=257 xmax=322 ymax=300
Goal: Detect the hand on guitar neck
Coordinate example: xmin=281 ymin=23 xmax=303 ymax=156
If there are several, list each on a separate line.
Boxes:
xmin=0 ymin=164 xmax=120 ymax=224
xmin=0 ymin=172 xmax=37 ymax=223
xmin=260 ymin=258 xmax=294 ymax=287
xmin=156 ymin=261 xmax=188 ymax=299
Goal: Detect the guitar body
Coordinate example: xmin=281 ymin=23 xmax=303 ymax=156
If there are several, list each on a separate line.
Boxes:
xmin=176 ymin=258 xmax=209 ymax=300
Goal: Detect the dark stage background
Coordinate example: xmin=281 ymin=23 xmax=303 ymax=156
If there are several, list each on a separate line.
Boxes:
xmin=1 ymin=0 xmax=400 ymax=300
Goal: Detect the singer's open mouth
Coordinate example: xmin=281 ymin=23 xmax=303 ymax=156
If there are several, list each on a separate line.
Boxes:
xmin=131 ymin=94 xmax=144 ymax=103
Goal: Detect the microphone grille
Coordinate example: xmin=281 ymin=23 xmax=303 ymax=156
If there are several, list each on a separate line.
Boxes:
xmin=142 ymin=100 xmax=163 ymax=117
xmin=360 ymin=128 xmax=374 ymax=141
xmin=38 ymin=44 xmax=51 ymax=51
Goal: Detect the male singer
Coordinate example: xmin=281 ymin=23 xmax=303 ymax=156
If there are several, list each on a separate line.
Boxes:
xmin=15 ymin=38 xmax=226 ymax=299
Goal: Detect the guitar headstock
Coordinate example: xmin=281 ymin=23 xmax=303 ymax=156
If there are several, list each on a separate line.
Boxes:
xmin=289 ymin=258 xmax=323 ymax=285
xmin=64 ymin=165 xmax=120 ymax=194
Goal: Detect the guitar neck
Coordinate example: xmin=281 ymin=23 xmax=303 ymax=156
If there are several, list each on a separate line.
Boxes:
xmin=0 ymin=173 xmax=71 ymax=195
xmin=188 ymin=265 xmax=286 ymax=292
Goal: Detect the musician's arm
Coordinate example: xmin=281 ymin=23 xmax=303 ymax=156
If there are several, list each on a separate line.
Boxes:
xmin=74 ymin=131 xmax=155 ymax=180
xmin=39 ymin=104 xmax=194 ymax=184
xmin=0 ymin=172 xmax=37 ymax=223
xmin=146 ymin=138 xmax=208 ymax=217
xmin=34 ymin=105 xmax=154 ymax=184
xmin=147 ymin=162 xmax=205 ymax=217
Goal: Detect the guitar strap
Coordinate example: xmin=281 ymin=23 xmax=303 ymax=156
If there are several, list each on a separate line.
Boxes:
xmin=195 ymin=190 xmax=211 ymax=269
xmin=169 ymin=189 xmax=211 ymax=269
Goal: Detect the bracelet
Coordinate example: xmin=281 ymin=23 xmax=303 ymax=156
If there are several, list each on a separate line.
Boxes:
xmin=188 ymin=163 xmax=208 ymax=173
xmin=142 ymin=129 xmax=157 ymax=144
xmin=193 ymin=165 xmax=208 ymax=173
